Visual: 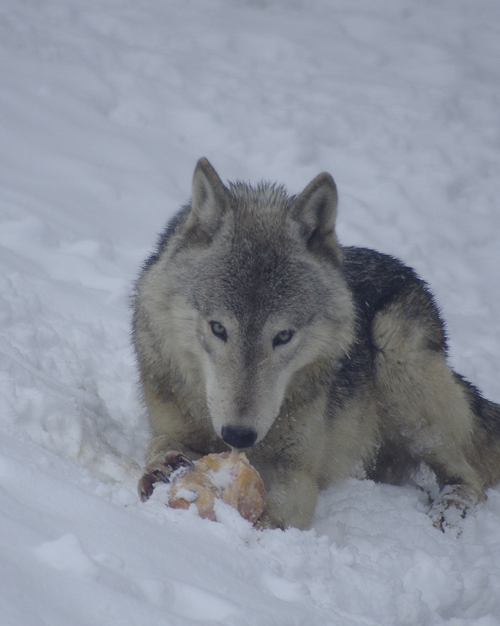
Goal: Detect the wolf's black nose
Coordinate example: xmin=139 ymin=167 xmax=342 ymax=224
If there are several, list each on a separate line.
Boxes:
xmin=221 ymin=425 xmax=258 ymax=449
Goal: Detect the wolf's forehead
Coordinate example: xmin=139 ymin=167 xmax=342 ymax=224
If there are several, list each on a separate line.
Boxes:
xmin=194 ymin=240 xmax=322 ymax=322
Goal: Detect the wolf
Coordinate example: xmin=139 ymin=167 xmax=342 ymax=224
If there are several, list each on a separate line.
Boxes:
xmin=133 ymin=157 xmax=500 ymax=530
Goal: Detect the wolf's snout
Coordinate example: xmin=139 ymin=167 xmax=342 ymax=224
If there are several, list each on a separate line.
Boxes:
xmin=221 ymin=425 xmax=258 ymax=449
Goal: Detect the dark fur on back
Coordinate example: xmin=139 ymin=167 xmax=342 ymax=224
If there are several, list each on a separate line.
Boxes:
xmin=343 ymin=247 xmax=445 ymax=351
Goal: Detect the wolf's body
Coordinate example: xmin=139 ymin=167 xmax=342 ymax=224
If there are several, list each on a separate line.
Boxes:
xmin=133 ymin=158 xmax=500 ymax=530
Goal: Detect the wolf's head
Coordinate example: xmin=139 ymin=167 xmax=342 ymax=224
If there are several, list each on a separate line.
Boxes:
xmin=149 ymin=158 xmax=355 ymax=449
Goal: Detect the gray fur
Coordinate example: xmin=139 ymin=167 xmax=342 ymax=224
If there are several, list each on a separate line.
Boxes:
xmin=133 ymin=158 xmax=500 ymax=530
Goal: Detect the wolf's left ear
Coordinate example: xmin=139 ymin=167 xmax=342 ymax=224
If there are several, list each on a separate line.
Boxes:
xmin=292 ymin=172 xmax=341 ymax=261
xmin=185 ymin=158 xmax=229 ymax=241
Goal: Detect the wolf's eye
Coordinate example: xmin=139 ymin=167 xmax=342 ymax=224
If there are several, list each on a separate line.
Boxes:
xmin=210 ymin=321 xmax=228 ymax=342
xmin=273 ymin=329 xmax=294 ymax=348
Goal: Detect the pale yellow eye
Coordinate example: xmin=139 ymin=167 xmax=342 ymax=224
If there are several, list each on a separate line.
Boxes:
xmin=210 ymin=321 xmax=227 ymax=341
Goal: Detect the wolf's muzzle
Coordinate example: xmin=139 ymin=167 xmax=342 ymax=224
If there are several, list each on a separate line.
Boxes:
xmin=221 ymin=425 xmax=258 ymax=449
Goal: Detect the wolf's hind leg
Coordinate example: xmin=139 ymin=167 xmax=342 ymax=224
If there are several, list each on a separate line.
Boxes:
xmin=374 ymin=307 xmax=488 ymax=527
xmin=405 ymin=363 xmax=487 ymax=530
xmin=407 ymin=361 xmax=487 ymax=528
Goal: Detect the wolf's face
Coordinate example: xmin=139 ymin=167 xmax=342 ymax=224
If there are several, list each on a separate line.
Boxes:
xmin=166 ymin=159 xmax=354 ymax=449
xmin=196 ymin=306 xmax=343 ymax=447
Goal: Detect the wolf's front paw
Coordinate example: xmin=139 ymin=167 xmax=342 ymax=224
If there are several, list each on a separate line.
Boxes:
xmin=138 ymin=451 xmax=194 ymax=503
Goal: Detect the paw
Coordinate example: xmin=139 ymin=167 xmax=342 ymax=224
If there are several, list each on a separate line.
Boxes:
xmin=138 ymin=452 xmax=194 ymax=503
xmin=253 ymin=509 xmax=284 ymax=531
xmin=429 ymin=485 xmax=473 ymax=533
xmin=254 ymin=517 xmax=283 ymax=531
xmin=430 ymin=500 xmax=467 ymax=533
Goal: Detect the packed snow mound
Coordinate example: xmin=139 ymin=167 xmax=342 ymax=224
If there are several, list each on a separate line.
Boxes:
xmin=1 ymin=0 xmax=500 ymax=624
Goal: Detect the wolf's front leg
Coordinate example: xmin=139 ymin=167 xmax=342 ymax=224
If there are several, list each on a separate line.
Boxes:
xmin=138 ymin=435 xmax=203 ymax=502
xmin=257 ymin=470 xmax=319 ymax=530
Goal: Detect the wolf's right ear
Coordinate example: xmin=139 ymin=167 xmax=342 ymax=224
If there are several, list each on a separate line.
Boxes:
xmin=184 ymin=158 xmax=229 ymax=241
xmin=292 ymin=172 xmax=341 ymax=262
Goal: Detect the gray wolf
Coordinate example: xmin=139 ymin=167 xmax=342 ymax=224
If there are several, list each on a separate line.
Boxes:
xmin=133 ymin=157 xmax=500 ymax=530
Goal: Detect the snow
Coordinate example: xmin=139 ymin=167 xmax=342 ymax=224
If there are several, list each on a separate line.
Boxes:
xmin=1 ymin=0 xmax=500 ymax=623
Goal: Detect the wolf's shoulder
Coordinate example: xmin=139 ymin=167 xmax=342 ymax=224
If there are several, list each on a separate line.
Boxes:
xmin=341 ymin=246 xmax=434 ymax=321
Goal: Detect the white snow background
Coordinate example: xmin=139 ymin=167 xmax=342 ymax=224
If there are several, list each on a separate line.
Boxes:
xmin=1 ymin=0 xmax=500 ymax=624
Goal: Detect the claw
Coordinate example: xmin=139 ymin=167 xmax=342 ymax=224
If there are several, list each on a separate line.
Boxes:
xmin=138 ymin=451 xmax=195 ymax=503
xmin=178 ymin=453 xmax=195 ymax=467
xmin=138 ymin=474 xmax=157 ymax=503
xmin=164 ymin=452 xmax=194 ymax=470
xmin=152 ymin=469 xmax=171 ymax=484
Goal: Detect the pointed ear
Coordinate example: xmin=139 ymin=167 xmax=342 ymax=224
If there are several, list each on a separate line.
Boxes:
xmin=184 ymin=158 xmax=229 ymax=241
xmin=292 ymin=172 xmax=341 ymax=261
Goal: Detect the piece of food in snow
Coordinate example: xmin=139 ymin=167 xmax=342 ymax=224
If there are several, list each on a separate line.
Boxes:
xmin=168 ymin=450 xmax=266 ymax=524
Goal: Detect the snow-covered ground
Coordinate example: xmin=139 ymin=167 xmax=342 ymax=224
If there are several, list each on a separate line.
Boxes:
xmin=1 ymin=0 xmax=500 ymax=624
